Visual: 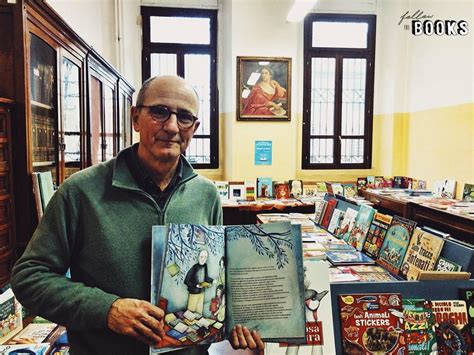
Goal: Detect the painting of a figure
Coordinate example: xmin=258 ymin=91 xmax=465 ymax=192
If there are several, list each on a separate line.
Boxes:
xmin=237 ymin=56 xmax=291 ymax=121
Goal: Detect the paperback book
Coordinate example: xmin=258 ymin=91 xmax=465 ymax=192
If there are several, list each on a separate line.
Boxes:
xmin=327 ymin=209 xmax=345 ymax=235
xmin=342 ymin=183 xmax=357 ymax=198
xmin=402 ymin=299 xmax=436 ymax=353
xmin=326 ymin=250 xmax=375 ymax=266
xmin=214 ymin=181 xmax=229 ymax=201
xmin=151 ymin=222 xmax=306 ymax=352
xmin=273 ymin=181 xmax=290 ymax=199
xmin=313 ymin=200 xmax=327 ymax=225
xmin=256 ymin=177 xmax=273 ymax=199
xmin=336 ymin=208 xmax=358 ymax=242
xmin=320 ymin=199 xmax=338 ymax=230
xmin=339 ymin=293 xmax=405 ymax=354
xmin=362 ymin=212 xmax=393 ymax=259
xmin=347 ymin=205 xmax=376 ymax=251
xmin=289 ymin=180 xmax=303 ymax=198
xmin=377 ymin=215 xmax=417 ymax=275
xmin=399 ymin=227 xmax=445 ymax=280
xmin=459 ymin=288 xmax=474 ymax=343
xmin=228 ymin=181 xmax=245 ymax=201
xmin=0 ymin=288 xmax=22 ymax=345
xmin=435 ymin=256 xmax=462 ymax=272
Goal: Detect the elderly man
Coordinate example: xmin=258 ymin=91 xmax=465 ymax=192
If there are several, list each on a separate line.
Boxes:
xmin=11 ymin=76 xmax=263 ymax=354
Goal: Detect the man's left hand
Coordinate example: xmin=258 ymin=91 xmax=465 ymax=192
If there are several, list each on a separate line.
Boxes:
xmin=230 ymin=324 xmax=264 ymax=350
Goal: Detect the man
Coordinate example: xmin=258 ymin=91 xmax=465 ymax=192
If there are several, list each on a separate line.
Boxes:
xmin=11 ymin=76 xmax=263 ymax=354
xmin=184 ymin=249 xmax=213 ymax=314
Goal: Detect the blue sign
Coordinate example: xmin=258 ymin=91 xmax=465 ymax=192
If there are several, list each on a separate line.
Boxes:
xmin=255 ymin=140 xmax=272 ymax=166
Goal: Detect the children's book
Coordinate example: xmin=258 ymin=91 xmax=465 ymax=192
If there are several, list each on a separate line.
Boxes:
xmin=326 ymin=250 xmax=375 ymax=266
xmin=362 ymin=212 xmax=393 ymax=259
xmin=431 ymin=300 xmax=471 ymax=354
xmin=393 ymin=176 xmax=406 ymax=189
xmin=9 ymin=323 xmax=58 ymax=344
xmin=374 ymin=176 xmax=384 ymax=189
xmin=463 ymin=183 xmax=474 ymax=202
xmin=244 ymin=180 xmax=255 ymax=201
xmin=459 ymin=288 xmax=474 ymax=344
xmin=289 ymin=180 xmax=303 ymax=198
xmin=0 ymin=288 xmax=23 ymax=345
xmin=315 ymin=182 xmax=327 ymax=193
xmin=228 ymin=181 xmax=245 ymax=201
xmin=302 ymin=181 xmax=318 ymax=197
xmin=0 ymin=344 xmax=50 ymax=354
xmin=399 ymin=227 xmax=445 ymax=280
xmin=213 ymin=181 xmax=229 ymax=201
xmin=256 ymin=177 xmax=273 ymax=199
xmin=357 ymin=177 xmax=367 ymax=190
xmin=347 ymin=205 xmax=375 ymax=251
xmin=342 ymin=183 xmax=357 ymax=198
xmin=366 ymin=176 xmax=376 ymax=189
xmin=339 ymin=293 xmax=405 ymax=354
xmin=265 ymin=260 xmax=335 ymax=354
xmin=433 ymin=179 xmax=457 ymax=199
xmin=313 ymin=200 xmax=327 ymax=225
xmin=377 ymin=215 xmax=417 ymax=275
xmin=402 ymin=299 xmax=436 ymax=353
xmin=151 ymin=222 xmax=306 ymax=352
xmin=331 ymin=183 xmax=344 ymax=196
xmin=273 ymin=181 xmax=290 ymax=199
xmin=327 ymin=209 xmax=345 ymax=235
xmin=435 ymin=256 xmax=462 ymax=272
xmin=336 ymin=208 xmax=358 ymax=242
xmin=320 ymin=199 xmax=338 ymax=230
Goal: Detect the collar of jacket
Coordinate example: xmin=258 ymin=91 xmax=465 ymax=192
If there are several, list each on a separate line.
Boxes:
xmin=111 ymin=143 xmax=198 ymax=192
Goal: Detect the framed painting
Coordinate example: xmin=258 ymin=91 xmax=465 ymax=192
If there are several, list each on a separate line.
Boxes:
xmin=237 ymin=56 xmax=291 ymax=121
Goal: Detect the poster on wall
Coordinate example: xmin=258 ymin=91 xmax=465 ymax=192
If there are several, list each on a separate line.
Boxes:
xmin=255 ymin=140 xmax=272 ymax=165
xmin=237 ymin=56 xmax=291 ymax=121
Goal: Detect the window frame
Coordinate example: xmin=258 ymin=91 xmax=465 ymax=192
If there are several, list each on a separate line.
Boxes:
xmin=141 ymin=6 xmax=218 ymax=169
xmin=302 ymin=13 xmax=376 ymax=170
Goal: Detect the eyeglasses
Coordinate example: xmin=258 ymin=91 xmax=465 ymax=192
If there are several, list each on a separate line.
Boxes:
xmin=137 ymin=104 xmax=198 ymax=129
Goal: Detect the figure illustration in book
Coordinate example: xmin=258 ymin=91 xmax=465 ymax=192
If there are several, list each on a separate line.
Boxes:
xmin=217 ymin=256 xmax=225 ymax=287
xmin=184 ymin=249 xmax=215 ymax=314
xmin=210 ymin=284 xmax=224 ymax=320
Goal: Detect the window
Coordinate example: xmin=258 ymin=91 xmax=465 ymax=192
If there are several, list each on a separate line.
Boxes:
xmin=141 ymin=7 xmax=218 ymax=168
xmin=302 ymin=14 xmax=376 ymax=169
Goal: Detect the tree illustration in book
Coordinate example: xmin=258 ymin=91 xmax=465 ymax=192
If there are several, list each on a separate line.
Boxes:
xmin=151 ymin=222 xmax=306 ymax=352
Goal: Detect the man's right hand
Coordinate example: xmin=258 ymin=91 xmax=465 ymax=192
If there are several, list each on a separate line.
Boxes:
xmin=107 ymin=298 xmax=165 ymax=346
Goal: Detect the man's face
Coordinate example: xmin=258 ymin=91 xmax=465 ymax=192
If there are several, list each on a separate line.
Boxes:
xmin=132 ymin=76 xmax=200 ymax=164
xmin=198 ymin=251 xmax=208 ymax=265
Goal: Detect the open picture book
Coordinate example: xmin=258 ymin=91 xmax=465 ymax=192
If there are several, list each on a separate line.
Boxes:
xmin=150 ymin=221 xmax=306 ymax=353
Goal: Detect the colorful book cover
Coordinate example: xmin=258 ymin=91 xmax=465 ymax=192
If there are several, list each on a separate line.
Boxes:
xmin=459 ymin=289 xmax=474 ymax=344
xmin=432 ymin=300 xmax=471 ymax=354
xmin=314 ymin=200 xmax=327 ymax=225
xmin=462 ymin=183 xmax=474 ymax=202
xmin=0 ymin=344 xmax=50 ymax=354
xmin=151 ymin=222 xmax=306 ymax=352
xmin=393 ymin=176 xmax=405 ymax=189
xmin=273 ymin=181 xmax=290 ymax=199
xmin=325 ymin=182 xmax=334 ymax=195
xmin=383 ymin=177 xmax=394 ymax=188
xmin=366 ymin=176 xmax=376 ymax=189
xmin=433 ymin=179 xmax=457 ymax=199
xmin=336 ymin=208 xmax=358 ymax=242
xmin=0 ymin=288 xmax=23 ymax=345
xmin=377 ymin=215 xmax=417 ymax=275
xmin=357 ymin=177 xmax=367 ymax=190
xmin=265 ymin=261 xmax=335 ymax=354
xmin=228 ymin=181 xmax=245 ymax=201
xmin=256 ymin=177 xmax=273 ymax=199
xmin=213 ymin=181 xmax=229 ymax=201
xmin=347 ymin=205 xmax=376 ymax=251
xmin=302 ymin=182 xmax=318 ymax=197
xmin=363 ymin=212 xmax=393 ymax=259
xmin=374 ymin=176 xmax=384 ymax=189
xmin=289 ymin=180 xmax=303 ymax=198
xmin=342 ymin=183 xmax=357 ymax=198
xmin=435 ymin=257 xmax=462 ymax=272
xmin=399 ymin=227 xmax=445 ymax=280
xmin=320 ymin=199 xmax=338 ymax=230
xmin=327 ymin=209 xmax=345 ymax=235
xmin=244 ymin=180 xmax=255 ymax=201
xmin=339 ymin=293 xmax=405 ymax=354
xmin=326 ymin=250 xmax=375 ymax=265
xmin=315 ymin=182 xmax=327 ymax=193
xmin=402 ymin=299 xmax=436 ymax=353
xmin=331 ymin=183 xmax=344 ymax=196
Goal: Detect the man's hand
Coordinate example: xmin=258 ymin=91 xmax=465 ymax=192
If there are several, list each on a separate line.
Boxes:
xmin=107 ymin=298 xmax=165 ymax=346
xmin=230 ymin=324 xmax=264 ymax=351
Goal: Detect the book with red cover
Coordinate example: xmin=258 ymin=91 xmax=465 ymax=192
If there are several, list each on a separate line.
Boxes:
xmin=320 ymin=199 xmax=338 ymax=230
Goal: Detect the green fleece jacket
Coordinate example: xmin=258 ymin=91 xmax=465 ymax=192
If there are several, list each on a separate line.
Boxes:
xmin=11 ymin=146 xmax=222 ymax=354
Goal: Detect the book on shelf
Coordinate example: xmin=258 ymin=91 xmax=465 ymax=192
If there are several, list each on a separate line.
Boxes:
xmin=37 ymin=171 xmax=55 ymax=211
xmin=265 ymin=260 xmax=335 ymax=354
xmin=347 ymin=205 xmax=375 ymax=251
xmin=256 ymin=177 xmax=273 ymax=199
xmin=374 ymin=176 xmax=384 ymax=189
xmin=362 ymin=212 xmax=393 ymax=259
xmin=399 ymin=227 xmax=445 ymax=280
xmin=366 ymin=176 xmax=376 ymax=188
xmin=342 ymin=183 xmax=357 ymax=198
xmin=326 ymin=250 xmax=375 ymax=266
xmin=402 ymin=299 xmax=436 ymax=353
xmin=434 ymin=256 xmax=462 ymax=272
xmin=320 ymin=199 xmax=337 ymax=230
xmin=331 ymin=183 xmax=343 ymax=197
xmin=376 ymin=215 xmax=417 ymax=275
xmin=339 ymin=293 xmax=405 ymax=354
xmin=313 ymin=200 xmax=327 ymax=225
xmin=433 ymin=179 xmax=457 ymax=199
xmin=289 ymin=180 xmax=303 ymax=198
xmin=315 ymin=182 xmax=327 ymax=193
xmin=228 ymin=181 xmax=245 ymax=201
xmin=273 ymin=181 xmax=290 ymax=199
xmin=0 ymin=287 xmax=23 ymax=345
xmin=327 ymin=209 xmax=345 ymax=235
xmin=151 ymin=222 xmax=306 ymax=352
xmin=302 ymin=181 xmax=318 ymax=197
xmin=462 ymin=183 xmax=474 ymax=202
xmin=8 ymin=322 xmax=58 ymax=344
xmin=213 ymin=181 xmax=229 ymax=201
xmin=335 ymin=207 xmax=358 ymax=242
xmin=244 ymin=180 xmax=255 ymax=201
xmin=357 ymin=177 xmax=367 ymax=190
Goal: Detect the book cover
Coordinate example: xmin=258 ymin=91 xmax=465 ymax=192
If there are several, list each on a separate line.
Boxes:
xmin=265 ymin=260 xmax=335 ymax=354
xmin=433 ymin=179 xmax=457 ymax=199
xmin=273 ymin=181 xmax=290 ymax=199
xmin=228 ymin=181 xmax=246 ymax=201
xmin=402 ymin=299 xmax=436 ymax=353
xmin=435 ymin=256 xmax=462 ymax=272
xmin=399 ymin=227 xmax=445 ymax=280
xmin=326 ymin=250 xmax=375 ymax=266
xmin=0 ymin=288 xmax=23 ymax=345
xmin=393 ymin=176 xmax=405 ymax=189
xmin=151 ymin=222 xmax=306 ymax=352
xmin=214 ymin=181 xmax=229 ymax=201
xmin=431 ymin=300 xmax=471 ymax=354
xmin=289 ymin=180 xmax=303 ymax=198
xmin=331 ymin=183 xmax=344 ymax=196
xmin=357 ymin=177 xmax=367 ymax=190
xmin=347 ymin=205 xmax=376 ymax=251
xmin=377 ymin=215 xmax=417 ymax=275
xmin=31 ymin=173 xmax=43 ymax=221
xmin=327 ymin=208 xmax=345 ymax=235
xmin=325 ymin=182 xmax=334 ymax=195
xmin=0 ymin=344 xmax=50 ymax=354
xmin=320 ymin=199 xmax=338 ymax=230
xmin=342 ymin=183 xmax=357 ymax=199
xmin=339 ymin=293 xmax=405 ymax=355
xmin=374 ymin=176 xmax=384 ymax=189
xmin=336 ymin=208 xmax=358 ymax=242
xmin=315 ymin=182 xmax=327 ymax=193
xmin=256 ymin=177 xmax=273 ymax=199
xmin=38 ymin=171 xmax=55 ymax=210
xmin=314 ymin=200 xmax=327 ymax=225
xmin=459 ymin=289 xmax=474 ymax=344
xmin=9 ymin=323 xmax=58 ymax=344
xmin=302 ymin=182 xmax=318 ymax=197
xmin=244 ymin=180 xmax=255 ymax=201
xmin=366 ymin=176 xmax=376 ymax=189
xmin=362 ymin=212 xmax=393 ymax=259
xmin=462 ymin=183 xmax=474 ymax=202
